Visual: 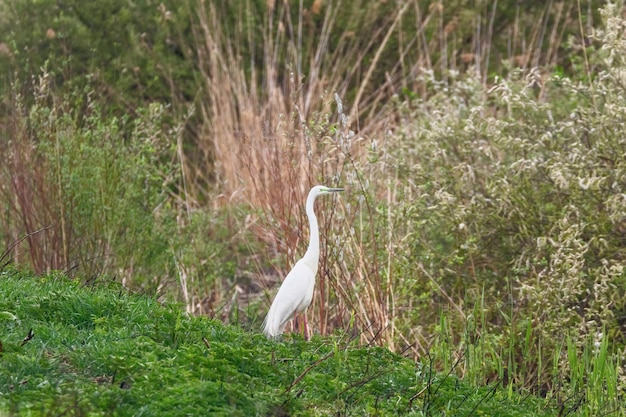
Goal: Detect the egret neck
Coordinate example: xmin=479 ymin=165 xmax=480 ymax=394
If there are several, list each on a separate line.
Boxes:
xmin=302 ymin=190 xmax=321 ymax=275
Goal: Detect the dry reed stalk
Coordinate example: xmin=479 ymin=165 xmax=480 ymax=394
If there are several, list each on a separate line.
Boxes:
xmin=1 ymin=92 xmax=67 ymax=274
xmin=171 ymin=0 xmax=593 ymax=349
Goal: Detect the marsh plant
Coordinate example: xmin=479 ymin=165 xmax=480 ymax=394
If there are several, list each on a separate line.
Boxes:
xmin=0 ymin=72 xmax=180 ymax=287
xmin=321 ymin=4 xmax=626 ymax=405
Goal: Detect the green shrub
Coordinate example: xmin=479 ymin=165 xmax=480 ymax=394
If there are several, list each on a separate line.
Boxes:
xmin=0 ymin=271 xmax=565 ymax=416
xmin=0 ymin=71 xmax=179 ymax=286
xmin=371 ymin=2 xmax=626 ymax=394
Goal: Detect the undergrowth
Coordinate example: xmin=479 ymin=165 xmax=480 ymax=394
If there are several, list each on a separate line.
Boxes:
xmin=0 ymin=74 xmax=179 ymax=287
xmin=0 ymin=269 xmax=563 ymax=416
xmin=0 ymin=0 xmax=624 ymax=407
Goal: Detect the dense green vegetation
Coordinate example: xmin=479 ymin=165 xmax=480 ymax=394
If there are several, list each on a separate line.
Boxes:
xmin=0 ymin=0 xmax=625 ymax=414
xmin=1 ymin=269 xmax=561 ymax=416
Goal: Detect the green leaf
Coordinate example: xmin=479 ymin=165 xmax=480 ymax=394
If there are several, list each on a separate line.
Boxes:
xmin=0 ymin=311 xmax=18 ymax=321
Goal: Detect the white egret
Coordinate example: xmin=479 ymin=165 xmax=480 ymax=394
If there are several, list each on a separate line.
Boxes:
xmin=263 ymin=185 xmax=344 ymax=339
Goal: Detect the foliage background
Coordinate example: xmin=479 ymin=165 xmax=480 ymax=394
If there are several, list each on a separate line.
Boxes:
xmin=0 ymin=0 xmax=624 ymax=408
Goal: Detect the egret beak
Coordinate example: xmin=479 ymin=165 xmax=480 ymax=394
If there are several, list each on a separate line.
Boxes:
xmin=327 ymin=187 xmax=345 ymax=192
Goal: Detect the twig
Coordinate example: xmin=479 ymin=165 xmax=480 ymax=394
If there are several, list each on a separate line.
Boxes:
xmin=202 ymin=336 xmax=210 ymax=350
xmin=463 ymin=378 xmax=502 ymax=417
xmin=350 ymin=1 xmax=411 ymax=119
xmin=284 ymin=332 xmax=360 ymax=395
xmin=0 ymin=226 xmax=53 ymax=269
xmin=416 ymin=262 xmax=466 ymax=320
xmin=408 ymin=385 xmax=429 ymax=405
xmin=342 ymin=369 xmax=389 ymax=402
xmin=283 ymin=349 xmax=336 ymax=395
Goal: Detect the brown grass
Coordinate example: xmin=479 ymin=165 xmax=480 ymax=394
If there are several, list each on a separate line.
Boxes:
xmin=163 ymin=0 xmax=600 ymax=349
xmin=0 ymin=81 xmax=68 ymax=274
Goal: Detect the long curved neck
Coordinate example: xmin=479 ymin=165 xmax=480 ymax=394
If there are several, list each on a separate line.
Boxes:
xmin=303 ymin=191 xmax=320 ymax=269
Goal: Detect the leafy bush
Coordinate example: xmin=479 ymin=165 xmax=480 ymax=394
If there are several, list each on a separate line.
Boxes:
xmin=353 ymin=2 xmax=626 ymax=393
xmin=0 ymin=71 xmax=179 ymax=285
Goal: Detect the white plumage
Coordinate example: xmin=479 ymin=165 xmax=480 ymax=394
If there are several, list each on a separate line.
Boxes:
xmin=263 ymin=185 xmax=344 ymax=339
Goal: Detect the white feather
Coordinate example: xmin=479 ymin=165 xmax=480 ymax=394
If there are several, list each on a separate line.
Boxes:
xmin=262 ymin=260 xmax=315 ymax=338
xmin=262 ymin=185 xmax=344 ymax=339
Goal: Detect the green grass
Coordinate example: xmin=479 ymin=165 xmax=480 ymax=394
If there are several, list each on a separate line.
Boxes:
xmin=0 ymin=268 xmax=558 ymax=416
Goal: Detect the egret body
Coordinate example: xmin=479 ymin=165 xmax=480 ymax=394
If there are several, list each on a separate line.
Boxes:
xmin=262 ymin=185 xmax=344 ymax=339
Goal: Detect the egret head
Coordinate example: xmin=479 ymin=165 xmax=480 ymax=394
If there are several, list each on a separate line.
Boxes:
xmin=310 ymin=185 xmax=345 ymax=197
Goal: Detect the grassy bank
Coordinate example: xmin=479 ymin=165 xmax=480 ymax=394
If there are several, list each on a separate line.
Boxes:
xmin=1 ymin=269 xmax=565 ymax=416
